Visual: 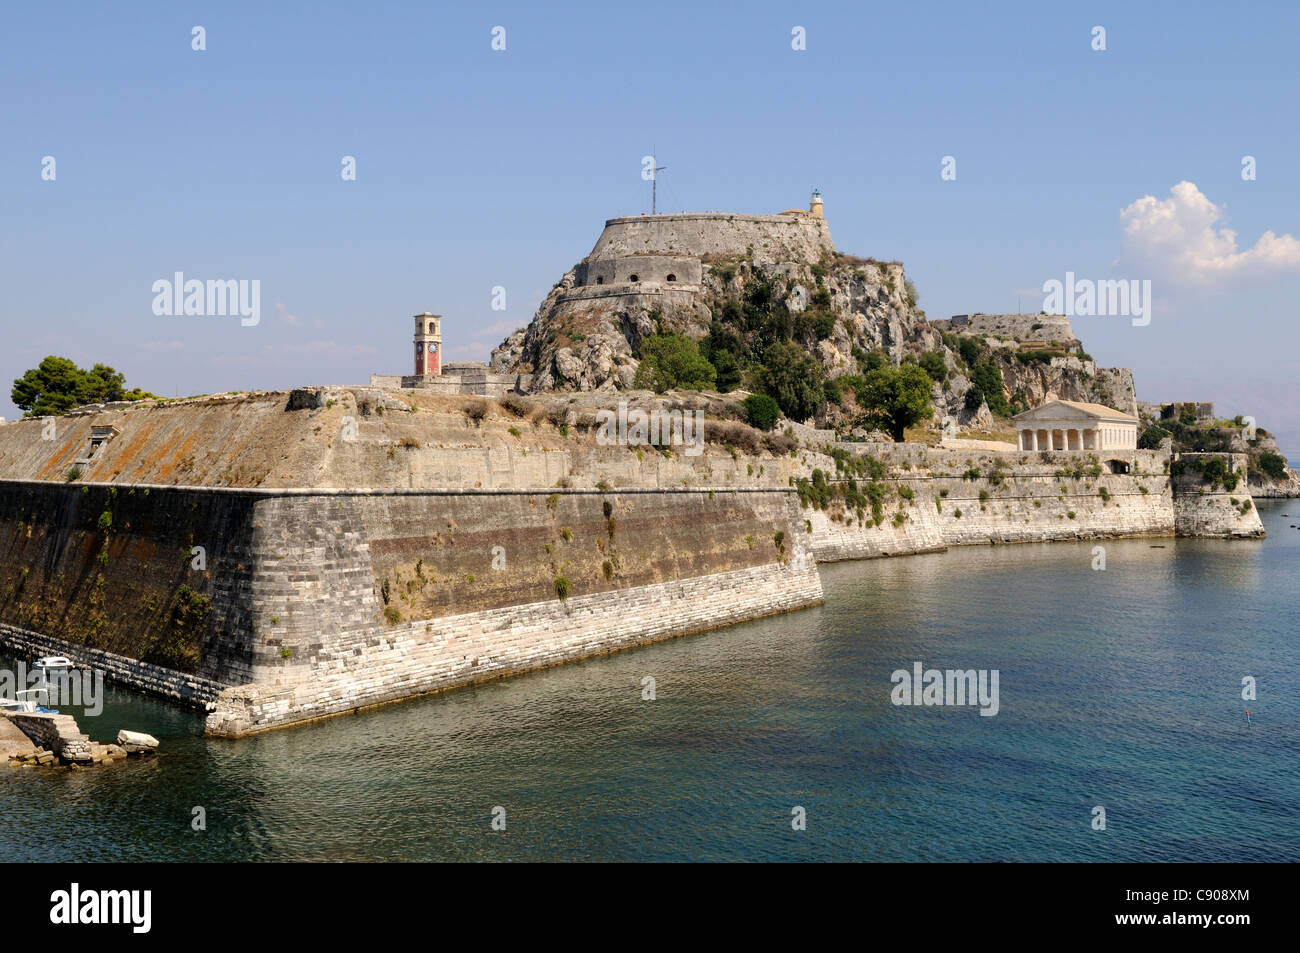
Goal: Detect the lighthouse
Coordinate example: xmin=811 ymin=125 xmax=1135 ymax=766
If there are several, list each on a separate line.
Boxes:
xmin=810 ymin=188 xmax=824 ymax=219
xmin=414 ymin=312 xmax=441 ymax=377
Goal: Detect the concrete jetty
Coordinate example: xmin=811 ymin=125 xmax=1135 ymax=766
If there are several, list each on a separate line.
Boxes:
xmin=3 ymin=711 xmax=140 ymax=767
xmin=0 ymin=714 xmax=36 ymax=760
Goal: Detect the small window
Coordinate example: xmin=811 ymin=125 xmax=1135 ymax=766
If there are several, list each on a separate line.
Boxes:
xmin=666 ymin=274 xmax=676 ymax=282
xmin=628 ymin=274 xmax=638 ymax=283
xmin=595 ymin=276 xmax=603 ymax=285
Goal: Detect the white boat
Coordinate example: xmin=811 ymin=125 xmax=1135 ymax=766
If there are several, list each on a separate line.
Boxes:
xmin=34 ymin=656 xmax=72 ymax=673
xmin=0 ymin=690 xmax=54 ymax=714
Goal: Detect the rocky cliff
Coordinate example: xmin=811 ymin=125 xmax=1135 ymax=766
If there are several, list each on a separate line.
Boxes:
xmin=490 ymin=207 xmax=1138 ymax=430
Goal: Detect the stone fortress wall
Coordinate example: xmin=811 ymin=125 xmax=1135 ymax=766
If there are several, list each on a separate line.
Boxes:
xmin=585 ymin=211 xmax=835 ymax=266
xmin=0 ymin=390 xmax=821 ymax=734
xmin=575 ymin=255 xmax=703 ymax=288
xmin=371 ymin=364 xmax=533 ymax=398
xmin=799 ymin=446 xmax=1262 ymax=561
xmin=550 ymin=207 xmax=836 ymax=309
xmin=0 ymin=389 xmax=1264 ymax=736
xmin=931 ymin=313 xmax=1080 ymax=347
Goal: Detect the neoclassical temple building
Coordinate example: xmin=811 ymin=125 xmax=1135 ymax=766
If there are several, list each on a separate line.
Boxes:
xmin=1013 ymin=399 xmax=1138 ymax=452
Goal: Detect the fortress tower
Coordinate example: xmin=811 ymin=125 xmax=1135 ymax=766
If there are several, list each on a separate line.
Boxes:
xmin=413 ymin=312 xmax=441 ymax=377
xmin=810 ymin=188 xmax=824 ymax=219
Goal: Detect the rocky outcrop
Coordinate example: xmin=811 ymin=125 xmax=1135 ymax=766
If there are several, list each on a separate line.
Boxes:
xmin=995 ymin=356 xmax=1138 ymax=418
xmin=492 ymin=246 xmax=942 ymax=399
xmin=490 ymin=209 xmax=1140 ymax=436
xmin=1250 ymin=470 xmax=1300 ymax=497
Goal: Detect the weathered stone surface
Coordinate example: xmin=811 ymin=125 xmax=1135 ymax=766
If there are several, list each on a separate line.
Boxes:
xmin=802 ymin=447 xmax=1263 ymax=561
xmin=207 ymin=553 xmax=822 ymax=736
xmin=7 ymin=712 xmax=94 ymax=763
xmin=0 ymin=714 xmax=36 ymax=759
xmin=0 ymin=385 xmax=1267 ymax=740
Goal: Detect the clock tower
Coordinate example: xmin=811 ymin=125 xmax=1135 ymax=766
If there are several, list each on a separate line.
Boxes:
xmin=413 ymin=312 xmax=441 ymax=376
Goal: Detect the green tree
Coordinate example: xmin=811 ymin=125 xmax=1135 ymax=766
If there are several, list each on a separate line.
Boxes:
xmin=743 ymin=394 xmax=780 ymax=431
xmin=858 ymin=348 xmax=885 ymax=372
xmin=632 ymin=334 xmax=717 ymax=393
xmin=756 ymin=341 xmax=826 ymax=423
xmin=1258 ymin=451 xmax=1288 ymax=480
xmin=710 ymin=350 xmax=741 ymax=392
xmin=11 ymin=356 xmax=157 ymax=417
xmin=966 ymin=359 xmax=1010 ymax=416
xmin=918 ymin=351 xmax=947 ymax=383
xmin=1138 ymin=424 xmax=1171 ymax=449
xmin=853 ymin=364 xmax=933 ymax=442
xmin=795 ymin=310 xmax=836 ymax=342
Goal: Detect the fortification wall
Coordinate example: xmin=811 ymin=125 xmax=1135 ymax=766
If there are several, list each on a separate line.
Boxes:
xmin=210 ymin=555 xmax=821 ymax=735
xmin=931 ymin=313 xmax=1076 ymax=343
xmin=1171 ymin=453 xmax=1264 ymax=537
xmin=0 ymin=480 xmax=259 ymax=682
xmin=0 ymin=395 xmax=1261 ymax=735
xmin=0 ymin=474 xmax=822 ymax=733
xmin=586 ymin=213 xmax=835 ymax=265
xmin=806 ymin=470 xmax=1174 ymax=560
xmin=575 ymin=256 xmax=702 ymax=287
xmin=0 ymin=622 xmax=225 ymax=707
xmin=0 ymin=389 xmax=801 ymax=491
xmin=801 ymin=446 xmax=1260 ymax=559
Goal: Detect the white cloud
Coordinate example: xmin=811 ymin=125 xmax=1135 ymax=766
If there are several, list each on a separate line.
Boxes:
xmin=1119 ymin=181 xmax=1300 ymax=284
xmin=470 ymin=318 xmax=519 ymax=340
xmin=275 ymin=303 xmax=325 ymax=329
xmin=139 ymin=340 xmax=184 ymax=352
xmin=275 ymin=302 xmax=299 ymax=326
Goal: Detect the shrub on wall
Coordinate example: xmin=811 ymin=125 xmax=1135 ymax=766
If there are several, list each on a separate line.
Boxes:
xmin=742 ymin=394 xmax=780 ymax=431
xmin=1257 ymin=451 xmax=1287 ymax=480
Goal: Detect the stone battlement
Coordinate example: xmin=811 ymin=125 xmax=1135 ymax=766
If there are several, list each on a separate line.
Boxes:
xmin=584 ymin=210 xmax=835 ymax=266
xmin=369 ymin=366 xmax=533 ymax=398
xmin=931 ymin=313 xmax=1077 ymax=345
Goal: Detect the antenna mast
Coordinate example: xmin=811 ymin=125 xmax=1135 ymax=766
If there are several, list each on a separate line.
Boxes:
xmin=651 ymin=150 xmax=667 ymax=214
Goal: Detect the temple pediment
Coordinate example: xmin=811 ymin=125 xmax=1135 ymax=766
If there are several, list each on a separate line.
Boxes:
xmin=1013 ymin=399 xmax=1135 ymax=422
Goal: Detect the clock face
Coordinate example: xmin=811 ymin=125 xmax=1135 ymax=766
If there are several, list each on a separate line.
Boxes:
xmin=416 ymin=343 xmax=423 ymax=352
xmin=429 ymin=343 xmax=438 ymax=353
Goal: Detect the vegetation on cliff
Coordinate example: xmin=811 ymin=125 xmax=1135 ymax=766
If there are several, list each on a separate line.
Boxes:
xmin=11 ymin=356 xmax=157 ymax=417
xmin=492 ymin=239 xmax=1138 ymax=446
xmin=1138 ymin=403 xmax=1292 ymax=486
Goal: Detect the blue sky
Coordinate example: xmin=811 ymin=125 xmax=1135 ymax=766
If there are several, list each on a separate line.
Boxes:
xmin=3 ymin=1 xmax=1299 ymax=453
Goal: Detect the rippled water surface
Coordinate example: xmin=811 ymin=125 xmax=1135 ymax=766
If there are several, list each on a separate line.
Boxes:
xmin=3 ymin=502 xmax=1297 ymax=862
